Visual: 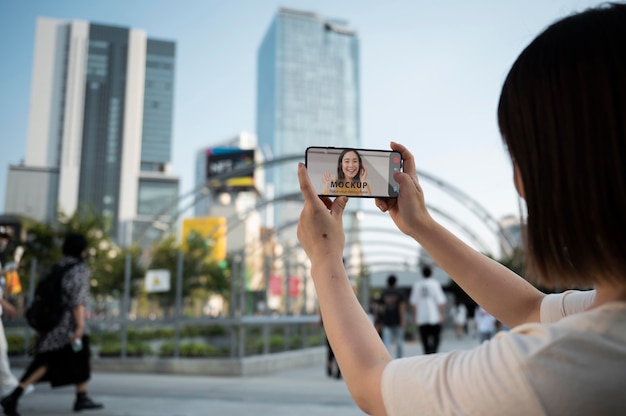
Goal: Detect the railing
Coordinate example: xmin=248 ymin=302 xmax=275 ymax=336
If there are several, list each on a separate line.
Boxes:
xmin=6 ymin=314 xmax=323 ymax=359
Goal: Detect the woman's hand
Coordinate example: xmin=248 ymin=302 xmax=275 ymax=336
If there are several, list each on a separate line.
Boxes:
xmin=360 ymin=164 xmax=368 ymax=183
xmin=0 ymin=298 xmax=16 ymax=318
xmin=298 ymin=163 xmax=348 ymax=264
xmin=322 ymin=171 xmax=333 ymax=188
xmin=71 ymin=305 xmax=85 ymax=343
xmin=375 ymin=142 xmax=432 ymax=237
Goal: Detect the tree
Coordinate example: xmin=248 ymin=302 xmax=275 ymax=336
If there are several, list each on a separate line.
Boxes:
xmin=17 ymin=210 xmax=141 ymax=298
xmin=147 ymin=233 xmax=229 ymax=316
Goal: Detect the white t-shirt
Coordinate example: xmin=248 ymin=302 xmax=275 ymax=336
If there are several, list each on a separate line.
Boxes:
xmin=382 ymin=290 xmax=626 ymax=415
xmin=474 ymin=306 xmax=496 ymax=333
xmin=452 ymin=303 xmax=467 ymax=326
xmin=409 ymin=279 xmax=447 ymax=325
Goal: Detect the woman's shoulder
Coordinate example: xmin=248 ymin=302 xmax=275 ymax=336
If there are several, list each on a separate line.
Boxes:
xmin=59 ymin=258 xmax=89 ymax=278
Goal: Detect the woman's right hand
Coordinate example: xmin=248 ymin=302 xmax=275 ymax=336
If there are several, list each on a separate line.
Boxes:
xmin=322 ymin=171 xmax=333 ymax=188
xmin=375 ymin=142 xmax=433 ymax=237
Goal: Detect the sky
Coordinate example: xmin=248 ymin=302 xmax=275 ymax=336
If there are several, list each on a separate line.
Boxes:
xmin=0 ymin=0 xmax=608 ymax=258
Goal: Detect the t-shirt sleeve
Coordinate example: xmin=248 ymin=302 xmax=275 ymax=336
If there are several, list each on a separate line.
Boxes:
xmin=381 ymin=328 xmax=545 ymax=415
xmin=540 ymin=290 xmax=596 ymax=323
xmin=436 ymin=282 xmax=446 ymax=305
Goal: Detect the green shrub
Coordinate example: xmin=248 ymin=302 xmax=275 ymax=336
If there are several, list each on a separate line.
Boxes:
xmin=158 ymin=342 xmax=175 ymax=357
xmin=158 ymin=341 xmax=220 ymax=357
xmin=289 ymin=335 xmax=303 ymax=349
xmin=247 ymin=334 xmax=287 ymax=354
xmin=98 ymin=341 xmax=152 ymax=357
xmin=89 ymin=331 xmax=120 ymax=344
xmin=180 ymin=325 xmax=226 ymax=337
xmin=306 ymin=333 xmax=325 ymax=347
xmin=6 ymin=334 xmax=34 ymax=356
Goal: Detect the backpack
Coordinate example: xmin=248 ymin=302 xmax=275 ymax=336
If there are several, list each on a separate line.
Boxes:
xmin=25 ymin=262 xmax=79 ymax=333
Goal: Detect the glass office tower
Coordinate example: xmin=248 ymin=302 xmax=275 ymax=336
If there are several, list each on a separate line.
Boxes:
xmin=5 ymin=18 xmax=178 ymax=244
xmin=256 ymin=8 xmax=361 ymax=231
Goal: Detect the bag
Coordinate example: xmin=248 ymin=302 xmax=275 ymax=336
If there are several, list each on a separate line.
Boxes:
xmin=25 ymin=262 xmax=78 ymax=333
xmin=5 ymin=267 xmax=22 ymax=295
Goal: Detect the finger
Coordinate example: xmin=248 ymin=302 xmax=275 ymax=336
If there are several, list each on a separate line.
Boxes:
xmin=298 ymin=163 xmax=324 ymax=204
xmin=390 ymin=141 xmax=416 ymax=177
xmin=393 ymin=170 xmax=420 ymax=197
xmin=375 ymin=198 xmax=388 ymax=212
xmin=375 ymin=197 xmax=397 ymax=213
xmin=331 ymin=196 xmax=348 ymax=219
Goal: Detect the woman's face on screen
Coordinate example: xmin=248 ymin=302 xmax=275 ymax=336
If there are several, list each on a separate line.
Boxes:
xmin=341 ymin=151 xmax=360 ymax=180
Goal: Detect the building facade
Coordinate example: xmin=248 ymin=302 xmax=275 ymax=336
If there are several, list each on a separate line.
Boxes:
xmin=5 ymin=17 xmax=179 ymax=244
xmin=256 ymin=8 xmax=361 ymax=230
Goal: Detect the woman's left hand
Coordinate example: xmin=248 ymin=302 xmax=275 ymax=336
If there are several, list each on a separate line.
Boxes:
xmin=297 ymin=163 xmax=348 ymax=265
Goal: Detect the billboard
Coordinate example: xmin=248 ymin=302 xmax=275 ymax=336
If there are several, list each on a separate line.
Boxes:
xmin=181 ymin=217 xmax=227 ymax=262
xmin=205 ymin=148 xmax=255 ymax=192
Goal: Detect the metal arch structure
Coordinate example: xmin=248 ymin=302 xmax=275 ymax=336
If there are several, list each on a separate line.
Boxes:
xmin=218 ymin=198 xmax=493 ymax=258
xmin=352 ymin=208 xmax=493 ymax=255
xmin=414 ymin=169 xmax=515 ymax=257
xmin=137 ymin=152 xmax=514 ymax=257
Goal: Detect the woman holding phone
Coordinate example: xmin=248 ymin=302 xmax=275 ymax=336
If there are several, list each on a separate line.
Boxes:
xmin=297 ymin=3 xmax=626 ymax=415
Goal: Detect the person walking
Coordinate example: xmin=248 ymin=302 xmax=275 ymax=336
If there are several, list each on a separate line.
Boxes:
xmin=409 ymin=265 xmax=446 ymax=354
xmin=475 ymin=306 xmax=497 ymax=343
xmin=451 ymin=297 xmax=468 ymax=340
xmin=377 ymin=275 xmax=406 ymax=358
xmin=1 ymin=233 xmax=103 ymax=415
xmin=0 ymin=230 xmax=33 ymax=398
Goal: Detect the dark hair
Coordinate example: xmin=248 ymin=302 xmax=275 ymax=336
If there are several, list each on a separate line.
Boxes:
xmin=62 ymin=233 xmax=88 ymax=259
xmin=387 ymin=274 xmax=397 ymax=286
xmin=422 ymin=266 xmax=432 ymax=278
xmin=497 ymin=3 xmax=626 ymax=287
xmin=336 ymin=149 xmax=363 ymax=181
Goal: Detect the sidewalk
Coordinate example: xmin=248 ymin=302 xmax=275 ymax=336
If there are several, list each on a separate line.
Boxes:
xmin=8 ymin=330 xmax=481 ymax=416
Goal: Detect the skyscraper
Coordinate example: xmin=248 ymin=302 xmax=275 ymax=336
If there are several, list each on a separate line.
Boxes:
xmin=4 ymin=17 xmax=179 ymax=244
xmin=256 ymin=8 xmax=360 ymax=231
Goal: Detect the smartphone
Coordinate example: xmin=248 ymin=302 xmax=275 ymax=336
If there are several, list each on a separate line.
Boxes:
xmin=305 ymin=146 xmax=402 ymax=198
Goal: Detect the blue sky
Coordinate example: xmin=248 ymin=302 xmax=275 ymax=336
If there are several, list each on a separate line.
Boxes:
xmin=0 ymin=0 xmax=606 ymax=254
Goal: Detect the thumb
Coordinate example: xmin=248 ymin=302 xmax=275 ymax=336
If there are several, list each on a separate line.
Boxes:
xmin=393 ymin=171 xmax=419 ymax=195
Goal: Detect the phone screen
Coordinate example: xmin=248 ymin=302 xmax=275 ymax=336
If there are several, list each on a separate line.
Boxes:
xmin=305 ymin=147 xmax=402 ymax=198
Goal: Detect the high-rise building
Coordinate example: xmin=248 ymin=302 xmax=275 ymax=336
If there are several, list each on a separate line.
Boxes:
xmin=4 ymin=17 xmax=179 ymax=245
xmin=256 ymin=8 xmax=361 ymax=230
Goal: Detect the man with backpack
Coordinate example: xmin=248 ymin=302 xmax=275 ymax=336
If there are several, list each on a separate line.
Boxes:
xmin=1 ymin=233 xmax=103 ymax=415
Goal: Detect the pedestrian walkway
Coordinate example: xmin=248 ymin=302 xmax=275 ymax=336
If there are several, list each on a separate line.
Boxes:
xmin=9 ymin=330 xmax=481 ymax=416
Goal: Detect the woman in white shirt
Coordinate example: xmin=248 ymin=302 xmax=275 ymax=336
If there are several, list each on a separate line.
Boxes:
xmin=296 ymin=3 xmax=626 ymax=415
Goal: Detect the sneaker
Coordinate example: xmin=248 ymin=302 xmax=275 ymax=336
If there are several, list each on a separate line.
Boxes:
xmin=73 ymin=395 xmax=103 ymax=412
xmin=22 ymin=385 xmax=34 ymax=397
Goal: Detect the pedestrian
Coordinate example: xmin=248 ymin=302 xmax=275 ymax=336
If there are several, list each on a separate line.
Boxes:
xmin=296 ymin=4 xmax=626 ymax=414
xmin=451 ymin=297 xmax=468 ymax=339
xmin=0 ymin=230 xmax=33 ymax=398
xmin=409 ymin=265 xmax=446 ymax=354
xmin=1 ymin=233 xmax=103 ymax=415
xmin=377 ymin=275 xmax=406 ymax=358
xmin=474 ymin=306 xmax=496 ymax=343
